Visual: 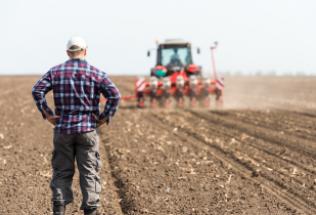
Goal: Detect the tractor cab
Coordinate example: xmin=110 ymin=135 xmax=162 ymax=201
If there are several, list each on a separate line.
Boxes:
xmin=148 ymin=39 xmax=201 ymax=78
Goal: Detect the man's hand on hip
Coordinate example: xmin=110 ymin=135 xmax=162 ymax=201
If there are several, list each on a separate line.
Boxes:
xmin=43 ymin=110 xmax=60 ymax=125
xmin=93 ymin=114 xmax=110 ymax=127
xmin=97 ymin=118 xmax=110 ymax=127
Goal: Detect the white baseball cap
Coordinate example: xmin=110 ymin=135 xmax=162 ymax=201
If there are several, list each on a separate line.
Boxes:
xmin=66 ymin=36 xmax=87 ymax=52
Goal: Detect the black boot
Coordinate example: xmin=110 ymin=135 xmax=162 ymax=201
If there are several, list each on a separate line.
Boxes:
xmin=84 ymin=208 xmax=98 ymax=215
xmin=53 ymin=205 xmax=65 ymax=215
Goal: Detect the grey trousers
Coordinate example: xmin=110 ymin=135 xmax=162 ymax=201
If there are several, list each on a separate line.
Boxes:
xmin=51 ymin=130 xmax=101 ymax=210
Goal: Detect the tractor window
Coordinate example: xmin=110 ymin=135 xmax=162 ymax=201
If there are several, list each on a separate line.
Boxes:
xmin=160 ymin=47 xmax=192 ymax=67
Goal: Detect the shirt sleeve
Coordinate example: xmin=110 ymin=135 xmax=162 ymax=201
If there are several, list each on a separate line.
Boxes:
xmin=98 ymin=73 xmax=121 ymax=122
xmin=31 ymin=70 xmax=54 ymax=119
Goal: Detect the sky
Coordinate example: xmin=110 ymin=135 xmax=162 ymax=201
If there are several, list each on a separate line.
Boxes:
xmin=1 ymin=0 xmax=316 ymax=76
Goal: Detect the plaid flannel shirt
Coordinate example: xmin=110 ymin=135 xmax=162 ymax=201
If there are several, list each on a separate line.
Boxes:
xmin=32 ymin=59 xmax=121 ymax=134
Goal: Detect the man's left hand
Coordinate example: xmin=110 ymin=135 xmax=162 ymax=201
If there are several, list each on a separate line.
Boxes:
xmin=94 ymin=114 xmax=110 ymax=127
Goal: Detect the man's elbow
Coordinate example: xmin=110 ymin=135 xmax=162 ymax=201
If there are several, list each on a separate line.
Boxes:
xmin=116 ymin=91 xmax=121 ymax=101
xmin=31 ymin=86 xmax=43 ymax=101
xmin=112 ymin=88 xmax=121 ymax=101
xmin=31 ymin=87 xmax=37 ymax=98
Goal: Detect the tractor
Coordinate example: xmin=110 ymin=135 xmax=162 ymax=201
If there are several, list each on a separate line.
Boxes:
xmin=134 ymin=39 xmax=224 ymax=108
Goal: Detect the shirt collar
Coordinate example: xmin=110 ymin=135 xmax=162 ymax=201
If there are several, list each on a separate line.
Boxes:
xmin=67 ymin=58 xmax=87 ymax=63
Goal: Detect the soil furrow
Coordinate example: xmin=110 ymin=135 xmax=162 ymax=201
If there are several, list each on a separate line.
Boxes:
xmin=2 ymin=76 xmax=316 ymax=214
xmin=103 ymin=109 xmax=297 ymax=214
xmin=172 ymin=110 xmax=316 ymax=176
xmin=295 ymin=111 xmax=316 ymax=119
xmin=215 ymin=110 xmax=316 ymax=141
xmin=102 ymin=134 xmax=135 ymax=214
xmin=150 ymin=112 xmax=316 ymax=215
xmin=179 ymin=110 xmax=316 ymax=203
xmin=189 ymin=110 xmax=316 ymax=159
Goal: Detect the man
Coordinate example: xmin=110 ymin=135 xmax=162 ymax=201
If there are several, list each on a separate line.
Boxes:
xmin=168 ymin=48 xmax=183 ymax=67
xmin=32 ymin=36 xmax=120 ymax=215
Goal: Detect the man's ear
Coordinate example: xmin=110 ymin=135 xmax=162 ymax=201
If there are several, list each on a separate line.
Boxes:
xmin=84 ymin=49 xmax=87 ymax=56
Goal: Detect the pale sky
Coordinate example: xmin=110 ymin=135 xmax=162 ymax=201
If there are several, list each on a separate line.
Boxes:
xmin=1 ymin=0 xmax=316 ymax=75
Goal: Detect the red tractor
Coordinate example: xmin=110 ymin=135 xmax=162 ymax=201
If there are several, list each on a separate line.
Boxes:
xmin=134 ymin=39 xmax=224 ymax=108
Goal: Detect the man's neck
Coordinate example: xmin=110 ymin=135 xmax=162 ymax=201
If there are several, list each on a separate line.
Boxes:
xmin=70 ymin=56 xmax=85 ymax=60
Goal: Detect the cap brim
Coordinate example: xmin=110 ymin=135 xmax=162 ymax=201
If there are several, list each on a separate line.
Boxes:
xmin=67 ymin=47 xmax=84 ymax=52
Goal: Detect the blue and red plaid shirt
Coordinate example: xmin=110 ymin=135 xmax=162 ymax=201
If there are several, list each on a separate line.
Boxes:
xmin=32 ymin=58 xmax=121 ymax=134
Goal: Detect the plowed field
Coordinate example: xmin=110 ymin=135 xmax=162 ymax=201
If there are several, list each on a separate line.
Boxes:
xmin=0 ymin=76 xmax=315 ymax=215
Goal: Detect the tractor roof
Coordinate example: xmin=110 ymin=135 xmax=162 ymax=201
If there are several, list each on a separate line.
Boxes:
xmin=160 ymin=39 xmax=190 ymax=46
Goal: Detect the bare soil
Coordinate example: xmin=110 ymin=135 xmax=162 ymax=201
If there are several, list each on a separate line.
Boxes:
xmin=0 ymin=76 xmax=315 ymax=214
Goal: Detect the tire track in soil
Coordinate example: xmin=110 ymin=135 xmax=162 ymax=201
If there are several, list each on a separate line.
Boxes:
xmin=164 ymin=110 xmax=316 ymax=211
xmin=150 ymin=111 xmax=316 ymax=215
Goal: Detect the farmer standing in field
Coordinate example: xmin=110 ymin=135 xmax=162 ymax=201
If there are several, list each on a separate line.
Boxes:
xmin=32 ymin=37 xmax=120 ymax=215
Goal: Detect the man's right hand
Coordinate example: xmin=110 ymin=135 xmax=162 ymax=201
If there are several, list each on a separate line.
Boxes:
xmin=43 ymin=110 xmax=60 ymax=125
